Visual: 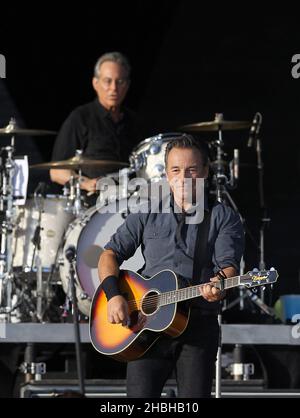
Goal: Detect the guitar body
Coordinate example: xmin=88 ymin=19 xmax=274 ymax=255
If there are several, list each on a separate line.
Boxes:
xmin=90 ymin=270 xmax=190 ymax=362
xmin=90 ymin=267 xmax=278 ymax=362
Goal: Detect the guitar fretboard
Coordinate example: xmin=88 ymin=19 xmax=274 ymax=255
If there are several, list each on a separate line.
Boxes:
xmin=158 ymin=275 xmax=241 ymax=307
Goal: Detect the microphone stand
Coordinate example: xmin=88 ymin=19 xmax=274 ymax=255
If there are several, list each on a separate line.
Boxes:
xmin=255 ymin=124 xmax=271 ymax=304
xmin=65 ymin=246 xmax=85 ymax=396
xmin=214 ymin=121 xmax=224 ymax=399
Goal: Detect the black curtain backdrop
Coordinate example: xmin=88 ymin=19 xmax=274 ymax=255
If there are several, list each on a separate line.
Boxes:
xmin=1 ymin=2 xmax=300 ymax=301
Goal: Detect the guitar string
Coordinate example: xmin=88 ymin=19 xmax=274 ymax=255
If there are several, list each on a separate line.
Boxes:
xmin=126 ymin=284 xmax=204 ymax=309
xmin=121 ymin=275 xmax=270 ymax=310
xmin=127 ymin=287 xmax=201 ymax=309
xmin=128 ymin=283 xmax=225 ymax=309
xmin=125 ymin=280 xmax=232 ymax=309
xmin=127 ymin=281 xmax=264 ymax=310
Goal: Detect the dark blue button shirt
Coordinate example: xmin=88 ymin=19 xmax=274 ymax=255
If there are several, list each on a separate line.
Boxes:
xmin=105 ymin=199 xmax=245 ymax=303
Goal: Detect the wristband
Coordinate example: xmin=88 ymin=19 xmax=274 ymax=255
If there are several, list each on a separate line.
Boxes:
xmin=101 ymin=275 xmax=121 ymax=301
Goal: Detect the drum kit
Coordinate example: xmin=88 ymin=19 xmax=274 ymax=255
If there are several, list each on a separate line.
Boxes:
xmin=0 ymin=113 xmax=265 ymax=323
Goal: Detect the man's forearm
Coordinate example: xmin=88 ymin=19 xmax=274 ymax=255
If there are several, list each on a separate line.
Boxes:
xmin=50 ymin=168 xmax=73 ymax=185
xmin=98 ymin=249 xmax=120 ymax=283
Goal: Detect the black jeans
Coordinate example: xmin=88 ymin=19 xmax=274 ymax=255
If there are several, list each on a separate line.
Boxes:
xmin=126 ymin=309 xmax=219 ymax=398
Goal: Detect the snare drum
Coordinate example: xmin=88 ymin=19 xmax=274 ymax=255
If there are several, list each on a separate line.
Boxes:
xmin=130 ymin=132 xmax=183 ymax=182
xmin=59 ymin=197 xmax=145 ymax=316
xmin=12 ymin=195 xmax=75 ymax=271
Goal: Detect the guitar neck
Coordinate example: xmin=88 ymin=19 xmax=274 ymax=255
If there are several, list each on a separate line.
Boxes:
xmin=158 ymin=275 xmax=241 ymax=307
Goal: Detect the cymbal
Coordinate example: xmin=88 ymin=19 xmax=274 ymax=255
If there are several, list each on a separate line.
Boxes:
xmin=30 ymin=156 xmax=129 ymax=172
xmin=0 ymin=119 xmax=57 ymax=136
xmin=178 ymin=114 xmax=251 ymax=132
xmin=210 ymin=159 xmax=255 ymax=168
xmin=210 ymin=159 xmax=228 ymax=167
xmin=0 ymin=127 xmax=57 ymax=136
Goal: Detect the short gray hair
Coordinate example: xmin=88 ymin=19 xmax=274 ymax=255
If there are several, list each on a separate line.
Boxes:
xmin=94 ymin=51 xmax=131 ymax=79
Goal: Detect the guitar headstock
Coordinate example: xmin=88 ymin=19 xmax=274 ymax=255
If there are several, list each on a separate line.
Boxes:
xmin=240 ymin=268 xmax=279 ymax=288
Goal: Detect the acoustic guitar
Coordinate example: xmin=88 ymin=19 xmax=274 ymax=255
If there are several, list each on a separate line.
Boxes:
xmin=90 ymin=268 xmax=278 ymax=362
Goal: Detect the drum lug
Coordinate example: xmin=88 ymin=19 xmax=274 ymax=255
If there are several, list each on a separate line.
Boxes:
xmin=78 ymin=216 xmax=90 ymax=227
xmin=149 ymin=142 xmax=161 ymax=155
xmin=79 ymin=292 xmax=89 ymax=300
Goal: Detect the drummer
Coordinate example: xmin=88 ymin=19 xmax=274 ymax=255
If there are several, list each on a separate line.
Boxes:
xmin=50 ymin=51 xmax=140 ymax=194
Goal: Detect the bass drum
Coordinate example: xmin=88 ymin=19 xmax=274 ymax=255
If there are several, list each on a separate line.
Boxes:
xmin=59 ymin=198 xmax=145 ymax=316
xmin=13 ymin=195 xmax=75 ymax=271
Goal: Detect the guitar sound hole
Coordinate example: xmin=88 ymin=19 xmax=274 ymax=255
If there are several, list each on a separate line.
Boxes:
xmin=141 ymin=291 xmax=159 ymax=315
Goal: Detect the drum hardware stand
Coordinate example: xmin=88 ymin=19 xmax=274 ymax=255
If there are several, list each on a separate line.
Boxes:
xmin=211 ymin=116 xmax=257 ymax=397
xmin=0 ymin=126 xmax=18 ymax=322
xmin=66 ymin=175 xmax=76 ymax=213
xmin=215 ymin=301 xmax=223 ymax=398
xmin=211 ymin=114 xmax=271 ymax=315
xmin=75 ymin=168 xmax=83 ymax=215
xmin=65 ymin=150 xmax=84 ymax=216
xmin=210 ymin=121 xmax=244 ymax=308
xmin=226 ymin=344 xmax=254 ymax=381
xmin=64 ymin=244 xmax=85 ymax=396
xmin=211 ymin=116 xmax=228 ymax=399
xmin=31 ymin=186 xmax=46 ymax=322
xmin=20 ymin=342 xmax=46 ymax=382
xmin=214 ymin=166 xmax=272 ymax=316
xmin=210 ymin=117 xmax=227 ymax=203
xmin=212 ymin=114 xmax=273 ymax=396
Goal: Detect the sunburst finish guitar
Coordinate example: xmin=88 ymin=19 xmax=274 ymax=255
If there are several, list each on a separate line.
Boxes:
xmin=90 ymin=268 xmax=278 ymax=362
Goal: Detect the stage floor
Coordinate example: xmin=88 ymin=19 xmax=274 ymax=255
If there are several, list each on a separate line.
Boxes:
xmin=0 ymin=323 xmax=299 ymax=345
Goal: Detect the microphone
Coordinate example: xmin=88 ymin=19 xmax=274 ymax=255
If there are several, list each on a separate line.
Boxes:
xmin=65 ymin=245 xmax=76 ymax=262
xmin=247 ymin=112 xmax=262 ymax=147
xmin=245 ymin=289 xmax=275 ymax=317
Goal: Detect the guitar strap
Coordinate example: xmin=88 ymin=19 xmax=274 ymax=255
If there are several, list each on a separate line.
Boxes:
xmin=192 ymin=200 xmax=213 ymax=285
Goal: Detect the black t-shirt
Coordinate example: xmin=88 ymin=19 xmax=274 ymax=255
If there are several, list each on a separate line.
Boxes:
xmin=51 ymin=99 xmax=141 ymax=178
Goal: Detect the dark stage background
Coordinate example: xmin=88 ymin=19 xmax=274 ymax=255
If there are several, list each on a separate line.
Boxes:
xmin=1 ymin=2 xmax=300 ymax=304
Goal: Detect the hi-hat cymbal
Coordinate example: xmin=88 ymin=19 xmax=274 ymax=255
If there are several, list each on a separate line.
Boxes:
xmin=0 ymin=119 xmax=57 ymax=136
xmin=30 ymin=156 xmax=129 ymax=172
xmin=0 ymin=127 xmax=57 ymax=136
xmin=178 ymin=114 xmax=251 ymax=132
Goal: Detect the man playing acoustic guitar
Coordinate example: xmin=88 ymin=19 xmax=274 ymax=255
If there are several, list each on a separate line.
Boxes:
xmin=98 ymin=134 xmax=244 ymax=397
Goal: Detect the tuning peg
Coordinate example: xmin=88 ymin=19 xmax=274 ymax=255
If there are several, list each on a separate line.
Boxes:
xmin=270 ymin=267 xmax=276 ymax=271
xmin=252 ymin=268 xmax=259 ymax=273
xmin=252 ymin=288 xmax=257 ymax=293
